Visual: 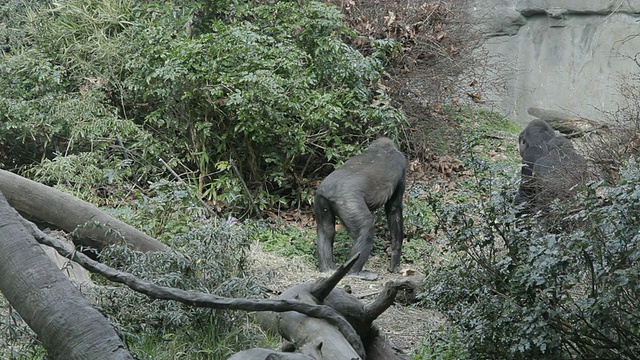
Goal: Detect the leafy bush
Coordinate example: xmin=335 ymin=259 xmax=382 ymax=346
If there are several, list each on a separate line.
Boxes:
xmin=413 ymin=326 xmax=469 ymax=360
xmin=0 ymin=0 xmax=405 ymax=213
xmin=420 ymin=155 xmax=640 ymax=359
xmin=85 ymin=181 xmax=261 ymax=358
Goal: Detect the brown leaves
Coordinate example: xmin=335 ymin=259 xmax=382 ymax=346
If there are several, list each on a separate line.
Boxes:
xmin=324 ymin=0 xmax=451 ymax=55
xmin=408 ymin=155 xmax=467 ymax=181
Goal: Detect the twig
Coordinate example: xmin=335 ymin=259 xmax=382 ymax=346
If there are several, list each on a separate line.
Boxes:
xmin=158 ymin=157 xmax=215 ymax=217
xmin=229 ymin=158 xmax=262 ymax=219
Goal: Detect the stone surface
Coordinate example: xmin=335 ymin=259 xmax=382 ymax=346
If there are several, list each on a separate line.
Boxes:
xmin=467 ymin=0 xmax=640 ymax=124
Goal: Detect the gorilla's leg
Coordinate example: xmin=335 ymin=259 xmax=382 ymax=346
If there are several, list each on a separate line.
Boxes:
xmin=385 ymin=185 xmax=404 ymax=273
xmin=337 ymin=200 xmax=376 ymax=280
xmin=314 ymin=194 xmax=337 ymax=272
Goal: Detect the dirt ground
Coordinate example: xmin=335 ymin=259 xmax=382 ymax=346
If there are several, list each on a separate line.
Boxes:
xmin=249 ymin=241 xmax=447 ymax=357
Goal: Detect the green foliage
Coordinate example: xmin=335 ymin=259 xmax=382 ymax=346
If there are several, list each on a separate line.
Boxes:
xmin=84 ymin=181 xmax=261 ymax=359
xmin=413 ymin=326 xmax=469 ymax=360
xmin=403 ymin=183 xmax=438 ymax=264
xmin=124 ymin=0 xmax=403 ymax=204
xmin=420 ymin=155 xmax=640 ymax=359
xmin=248 ymin=221 xmax=316 ymax=262
xmin=113 ymin=179 xmax=211 ymax=240
xmin=0 ymin=295 xmax=47 ymax=359
xmin=0 ymin=0 xmax=404 ymax=213
xmin=0 ymin=46 xmax=158 ymax=192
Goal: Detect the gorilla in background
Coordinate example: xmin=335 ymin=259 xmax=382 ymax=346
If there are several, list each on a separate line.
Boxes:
xmin=314 ymin=137 xmax=406 ymax=280
xmin=518 ymin=119 xmax=556 ymax=177
xmin=515 ymin=119 xmax=557 ymax=207
xmin=533 ymin=136 xmax=587 ymax=198
xmin=515 ymin=119 xmax=587 ymax=213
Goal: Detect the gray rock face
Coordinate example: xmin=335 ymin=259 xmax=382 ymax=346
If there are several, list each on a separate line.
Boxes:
xmin=468 ymin=0 xmax=640 ymax=124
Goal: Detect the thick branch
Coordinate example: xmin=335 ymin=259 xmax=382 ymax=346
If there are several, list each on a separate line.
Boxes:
xmin=310 ymin=252 xmax=359 ymax=302
xmin=25 ymin=220 xmax=362 ymax=356
xmin=365 ymin=281 xmax=412 ymax=321
xmin=0 ymin=169 xmax=168 ymax=252
xmin=527 ymin=107 xmax=609 ymax=137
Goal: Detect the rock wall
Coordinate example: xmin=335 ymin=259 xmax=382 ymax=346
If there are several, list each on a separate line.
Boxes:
xmin=469 ymin=0 xmax=640 ymax=124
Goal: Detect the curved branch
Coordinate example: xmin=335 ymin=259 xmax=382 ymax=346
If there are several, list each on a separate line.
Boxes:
xmin=24 ymin=220 xmax=364 ymax=358
xmin=364 ymin=281 xmax=412 ymax=322
xmin=310 ymin=252 xmax=359 ymax=302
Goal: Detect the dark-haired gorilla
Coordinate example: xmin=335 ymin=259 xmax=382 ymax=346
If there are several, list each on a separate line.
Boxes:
xmin=314 ymin=137 xmax=406 ymax=280
xmin=518 ymin=119 xmax=556 ymax=174
xmin=533 ymin=136 xmax=587 ymax=198
xmin=515 ymin=119 xmax=586 ymax=212
xmin=515 ymin=119 xmax=557 ymax=206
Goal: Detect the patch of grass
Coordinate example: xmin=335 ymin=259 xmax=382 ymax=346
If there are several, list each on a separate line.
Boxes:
xmin=412 ymin=326 xmax=469 ymax=360
xmin=248 ymin=221 xmax=316 ymax=263
xmin=127 ymin=312 xmax=261 ymax=359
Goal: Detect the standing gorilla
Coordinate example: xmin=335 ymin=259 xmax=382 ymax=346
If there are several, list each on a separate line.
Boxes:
xmin=314 ymin=137 xmax=406 ymax=280
xmin=515 ymin=119 xmax=586 ymax=212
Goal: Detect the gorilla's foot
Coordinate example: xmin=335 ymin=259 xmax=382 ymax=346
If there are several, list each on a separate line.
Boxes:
xmin=349 ymin=270 xmax=378 ymax=281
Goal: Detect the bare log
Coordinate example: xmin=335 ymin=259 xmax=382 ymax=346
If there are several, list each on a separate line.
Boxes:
xmin=257 ymin=269 xmax=411 ymax=360
xmin=323 ymin=282 xmax=411 ymax=359
xmin=228 ymin=342 xmax=321 ymax=360
xmin=0 ymin=169 xmax=168 ymax=252
xmin=228 ymin=341 xmax=322 ymax=359
xmin=257 ymin=280 xmax=365 ymax=359
xmin=364 ymin=327 xmax=409 ymax=360
xmin=527 ymin=107 xmax=609 ymax=137
xmin=0 ymin=191 xmax=133 ymax=360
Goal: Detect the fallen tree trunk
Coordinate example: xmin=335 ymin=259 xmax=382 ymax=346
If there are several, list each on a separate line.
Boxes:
xmin=527 ymin=107 xmax=609 ymax=137
xmin=228 ymin=342 xmax=322 ymax=360
xmin=0 ymin=169 xmax=168 ymax=252
xmin=0 ymin=191 xmax=133 ymax=360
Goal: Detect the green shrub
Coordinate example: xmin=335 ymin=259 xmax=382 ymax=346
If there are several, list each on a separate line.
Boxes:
xmin=85 ymin=181 xmax=262 ymax=359
xmin=0 ymin=0 xmax=404 ymax=212
xmin=413 ymin=326 xmax=469 ymax=360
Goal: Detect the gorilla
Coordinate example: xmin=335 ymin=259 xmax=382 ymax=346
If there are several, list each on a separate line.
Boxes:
xmin=515 ymin=119 xmax=586 ymax=212
xmin=518 ymin=119 xmax=556 ymax=176
xmin=314 ymin=137 xmax=406 ymax=280
xmin=532 ymin=136 xmax=587 ymax=199
xmin=515 ymin=119 xmax=557 ymax=207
